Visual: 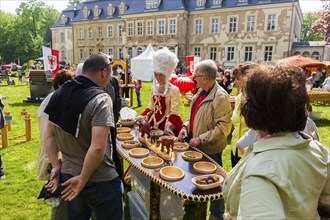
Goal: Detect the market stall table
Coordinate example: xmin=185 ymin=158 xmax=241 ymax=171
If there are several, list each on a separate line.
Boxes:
xmin=116 ymin=126 xmax=227 ymax=220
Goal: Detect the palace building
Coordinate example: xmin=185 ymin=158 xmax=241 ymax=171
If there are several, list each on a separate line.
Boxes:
xmin=51 ymin=0 xmax=303 ymax=68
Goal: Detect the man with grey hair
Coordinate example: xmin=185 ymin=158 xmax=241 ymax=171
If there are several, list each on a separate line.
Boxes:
xmin=178 ymin=59 xmax=232 ymax=220
xmin=43 ymin=53 xmax=122 ymax=220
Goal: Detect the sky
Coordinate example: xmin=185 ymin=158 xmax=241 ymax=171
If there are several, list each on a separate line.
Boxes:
xmin=0 ymin=0 xmax=326 ymax=14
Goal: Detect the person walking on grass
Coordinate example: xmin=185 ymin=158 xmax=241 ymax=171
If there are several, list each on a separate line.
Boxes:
xmin=134 ymin=79 xmax=142 ymax=107
xmin=43 ymin=53 xmax=123 ymax=220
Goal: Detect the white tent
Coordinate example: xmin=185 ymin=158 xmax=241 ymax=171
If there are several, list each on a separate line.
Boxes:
xmin=131 ymin=44 xmax=155 ymax=81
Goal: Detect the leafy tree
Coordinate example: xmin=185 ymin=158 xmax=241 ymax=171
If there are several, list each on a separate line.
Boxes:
xmin=301 ymin=12 xmax=323 ymax=42
xmin=311 ymin=0 xmax=330 ymax=43
xmin=0 ymin=0 xmax=60 ymax=64
xmin=0 ymin=11 xmax=15 ymax=64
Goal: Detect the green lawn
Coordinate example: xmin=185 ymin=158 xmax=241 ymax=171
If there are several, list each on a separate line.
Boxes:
xmin=0 ymin=79 xmax=329 ymax=219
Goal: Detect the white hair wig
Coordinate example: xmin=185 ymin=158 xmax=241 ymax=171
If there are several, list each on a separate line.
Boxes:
xmin=152 ymin=47 xmax=179 ymax=94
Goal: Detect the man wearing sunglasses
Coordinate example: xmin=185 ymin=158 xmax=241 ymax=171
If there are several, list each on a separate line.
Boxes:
xmin=44 ymin=53 xmax=123 ymax=220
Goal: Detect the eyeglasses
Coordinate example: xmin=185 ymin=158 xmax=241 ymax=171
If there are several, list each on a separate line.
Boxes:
xmin=193 ymin=74 xmax=204 ymax=80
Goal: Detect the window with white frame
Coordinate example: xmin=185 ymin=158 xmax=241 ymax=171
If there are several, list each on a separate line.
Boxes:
xmin=157 ymin=19 xmax=165 ymax=35
xmin=98 ymin=49 xmax=103 ymax=53
xmin=147 ymin=21 xmax=153 ymax=35
xmin=61 ymin=32 xmax=65 ymax=43
xmin=93 ymin=5 xmax=100 ymax=19
xmin=79 ymin=49 xmax=84 ymax=59
xmin=264 ymin=46 xmax=273 ymax=61
xmin=169 ymin=19 xmax=176 ymax=34
xmin=195 ymin=19 xmax=202 ymax=34
xmin=79 ymin=28 xmax=84 ymax=39
xmin=128 ymin=22 xmax=133 ymax=36
xmin=267 ymin=14 xmax=276 ymax=31
xmin=244 ymin=46 xmax=253 ymax=61
xmin=210 ymin=47 xmax=217 ymax=60
xmin=213 ymin=0 xmax=221 ymax=5
xmin=108 ymin=48 xmax=113 ymax=56
xmin=211 ymin=18 xmax=219 ymax=33
xmin=247 ymin=16 xmax=255 ymax=32
xmin=61 ymin=50 xmax=66 ymax=60
xmin=98 ymin=27 xmax=103 ymax=38
xmin=118 ymin=25 xmax=123 ymax=37
xmin=89 ymin=48 xmax=93 ymax=56
xmin=118 ymin=48 xmax=123 ymax=59
xmin=107 ymin=25 xmax=113 ymax=38
xmin=88 ymin=27 xmax=93 ymax=39
xmin=194 ymin=47 xmax=201 ymax=57
xmin=128 ymin=48 xmax=133 ymax=58
xmin=137 ymin=47 xmax=143 ymax=55
xmin=227 ymin=47 xmax=235 ymax=61
xmin=229 ymin=17 xmax=237 ymax=32
xmin=196 ymin=0 xmax=204 ymax=7
xmin=137 ymin=22 xmax=143 ymax=35
xmin=82 ymin=7 xmax=89 ymax=20
xmin=119 ymin=2 xmax=127 ymax=14
xmin=107 ymin=3 xmax=115 ymax=17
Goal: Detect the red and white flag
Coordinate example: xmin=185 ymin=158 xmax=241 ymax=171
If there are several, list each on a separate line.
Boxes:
xmin=42 ymin=46 xmax=59 ymax=77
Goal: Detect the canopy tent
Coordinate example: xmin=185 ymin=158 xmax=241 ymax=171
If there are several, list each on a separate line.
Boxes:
xmin=278 ymin=55 xmax=329 ymax=78
xmin=1 ymin=63 xmax=22 ymax=70
xmin=131 ymin=44 xmax=155 ymax=81
xmin=278 ymin=55 xmax=326 ymax=68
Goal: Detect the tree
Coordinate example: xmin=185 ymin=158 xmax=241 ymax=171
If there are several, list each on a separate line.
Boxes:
xmin=311 ymin=0 xmax=330 ymax=43
xmin=0 ymin=11 xmax=15 ymax=64
xmin=301 ymin=12 xmax=323 ymax=42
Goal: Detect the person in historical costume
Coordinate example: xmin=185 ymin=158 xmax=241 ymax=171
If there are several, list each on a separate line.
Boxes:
xmin=140 ymin=47 xmax=183 ymax=136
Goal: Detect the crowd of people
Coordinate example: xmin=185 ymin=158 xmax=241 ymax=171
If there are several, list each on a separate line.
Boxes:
xmin=0 ymin=49 xmax=324 ymax=219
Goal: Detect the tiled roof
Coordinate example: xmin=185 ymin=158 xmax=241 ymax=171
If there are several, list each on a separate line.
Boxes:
xmin=52 ymin=0 xmax=298 ymax=27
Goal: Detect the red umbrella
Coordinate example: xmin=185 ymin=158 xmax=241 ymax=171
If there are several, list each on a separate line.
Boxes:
xmin=278 ymin=55 xmax=326 ymax=67
xmin=173 ymin=76 xmax=195 ymax=94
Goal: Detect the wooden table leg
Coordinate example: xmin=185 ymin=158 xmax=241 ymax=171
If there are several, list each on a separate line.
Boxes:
xmin=195 ymin=202 xmax=207 ymax=220
xmin=150 ymin=181 xmax=160 ymax=220
xmin=130 ymin=87 xmax=133 ymax=106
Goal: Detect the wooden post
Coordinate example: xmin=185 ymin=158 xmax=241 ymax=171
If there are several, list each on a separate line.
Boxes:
xmin=25 ymin=113 xmax=31 ymax=141
xmin=4 ymin=112 xmax=11 ymax=131
xmin=124 ymin=57 xmax=129 ymax=87
xmin=1 ymin=124 xmax=9 ymax=148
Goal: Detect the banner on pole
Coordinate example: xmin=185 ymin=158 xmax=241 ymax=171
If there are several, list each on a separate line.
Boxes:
xmin=42 ymin=46 xmax=59 ymax=77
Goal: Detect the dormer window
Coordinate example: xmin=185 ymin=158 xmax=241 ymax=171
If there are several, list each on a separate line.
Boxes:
xmin=196 ymin=0 xmax=206 ymax=8
xmin=107 ymin=3 xmax=116 ymax=17
xmin=145 ymin=0 xmax=160 ymax=9
xmin=82 ymin=6 xmax=90 ymax=20
xmin=213 ymin=0 xmax=222 ymax=5
xmin=119 ymin=2 xmax=127 ymax=15
xmin=60 ymin=14 xmax=68 ymax=25
xmin=93 ymin=5 xmax=101 ymax=19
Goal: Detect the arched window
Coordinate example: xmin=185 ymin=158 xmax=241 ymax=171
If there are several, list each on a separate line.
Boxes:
xmin=119 ymin=2 xmax=127 ymax=15
xmin=213 ymin=0 xmax=222 ymax=5
xmin=293 ymin=51 xmax=300 ymax=55
xmin=311 ymin=51 xmax=320 ymax=60
xmin=60 ymin=15 xmax=68 ymax=25
xmin=303 ymin=51 xmax=310 ymax=57
xmin=82 ymin=6 xmax=90 ymax=20
xmin=137 ymin=47 xmax=143 ymax=55
xmin=107 ymin=3 xmax=115 ymax=17
xmin=93 ymin=5 xmax=100 ymax=19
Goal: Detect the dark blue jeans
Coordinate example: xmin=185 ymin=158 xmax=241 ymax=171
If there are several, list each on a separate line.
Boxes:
xmin=208 ymin=152 xmax=225 ymax=219
xmin=136 ymin=91 xmax=141 ymax=106
xmin=61 ymin=174 xmax=123 ymax=220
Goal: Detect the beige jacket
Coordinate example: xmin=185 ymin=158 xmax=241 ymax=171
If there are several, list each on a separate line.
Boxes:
xmin=223 ymin=133 xmax=330 ymax=219
xmin=184 ymin=83 xmax=232 ymax=154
